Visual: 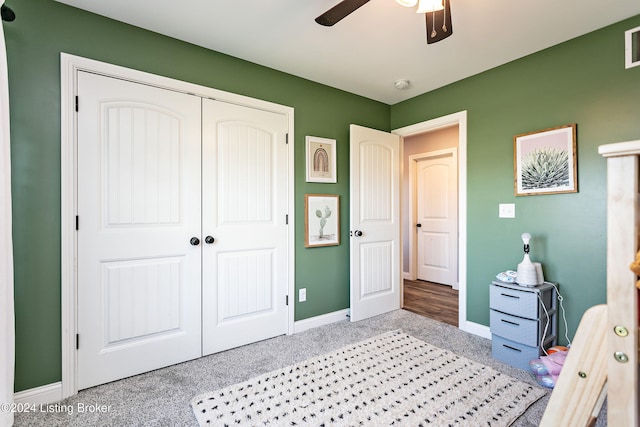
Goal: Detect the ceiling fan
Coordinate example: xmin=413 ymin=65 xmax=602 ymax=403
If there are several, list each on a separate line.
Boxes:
xmin=315 ymin=0 xmax=453 ymax=44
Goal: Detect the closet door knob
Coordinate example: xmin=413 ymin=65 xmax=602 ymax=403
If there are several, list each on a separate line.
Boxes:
xmin=416 ymin=223 xmax=422 ymax=228
xmin=354 ymin=230 xmax=363 ymax=237
xmin=190 ymin=237 xmax=200 ymax=246
xmin=205 ymin=236 xmax=215 ymax=244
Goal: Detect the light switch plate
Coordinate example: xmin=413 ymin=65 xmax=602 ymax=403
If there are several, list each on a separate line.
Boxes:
xmin=499 ymin=203 xmax=515 ymax=218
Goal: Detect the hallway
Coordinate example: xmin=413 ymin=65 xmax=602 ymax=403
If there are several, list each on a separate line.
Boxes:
xmin=403 ymin=279 xmax=458 ymax=327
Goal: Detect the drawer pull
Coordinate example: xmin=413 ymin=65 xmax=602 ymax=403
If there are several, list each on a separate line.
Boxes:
xmin=500 ymin=319 xmax=520 ymax=326
xmin=502 ymin=344 xmax=522 ymax=353
xmin=501 ymin=293 xmax=520 ymax=299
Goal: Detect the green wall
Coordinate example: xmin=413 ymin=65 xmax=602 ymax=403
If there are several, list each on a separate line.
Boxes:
xmin=6 ymin=0 xmax=640 ymax=393
xmin=5 ymin=0 xmax=389 ymax=392
xmin=391 ymin=15 xmax=640 ymax=346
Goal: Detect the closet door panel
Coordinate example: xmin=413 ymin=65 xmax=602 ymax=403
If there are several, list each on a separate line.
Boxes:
xmin=77 ymin=72 xmax=202 ymax=390
xmin=202 ymin=99 xmax=288 ymax=355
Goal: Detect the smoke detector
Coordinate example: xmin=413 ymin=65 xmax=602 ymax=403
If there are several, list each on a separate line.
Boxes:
xmin=394 ymin=79 xmax=410 ymax=90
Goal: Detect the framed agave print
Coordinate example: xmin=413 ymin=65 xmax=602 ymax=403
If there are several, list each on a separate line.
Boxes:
xmin=514 ymin=124 xmax=577 ymax=196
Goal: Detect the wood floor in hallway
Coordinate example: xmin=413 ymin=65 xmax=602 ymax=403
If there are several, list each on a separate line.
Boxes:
xmin=403 ymin=279 xmax=458 ymax=327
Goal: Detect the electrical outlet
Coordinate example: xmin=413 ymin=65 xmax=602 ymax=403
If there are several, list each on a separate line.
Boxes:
xmin=299 ymin=288 xmax=306 ymax=302
xmin=499 ymin=203 xmax=515 ymax=218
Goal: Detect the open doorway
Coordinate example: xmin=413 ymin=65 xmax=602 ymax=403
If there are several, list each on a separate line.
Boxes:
xmin=393 ymin=111 xmax=467 ymax=329
xmin=404 ymin=127 xmax=459 ymax=326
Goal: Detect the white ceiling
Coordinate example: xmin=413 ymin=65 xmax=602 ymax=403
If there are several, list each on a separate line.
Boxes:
xmin=55 ymin=0 xmax=640 ymax=104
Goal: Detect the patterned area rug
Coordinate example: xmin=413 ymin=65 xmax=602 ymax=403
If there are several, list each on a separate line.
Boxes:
xmin=191 ymin=331 xmax=545 ymax=426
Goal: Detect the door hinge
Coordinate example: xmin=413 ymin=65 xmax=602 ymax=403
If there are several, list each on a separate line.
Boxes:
xmin=75 ymin=96 xmax=79 ymax=112
xmin=285 ymin=214 xmax=289 ymax=225
xmin=75 ymin=215 xmax=79 ymax=231
xmin=286 ymin=295 xmax=289 ymax=306
xmin=76 ymin=334 xmax=79 ymax=350
xmin=285 ymin=133 xmax=289 ymax=144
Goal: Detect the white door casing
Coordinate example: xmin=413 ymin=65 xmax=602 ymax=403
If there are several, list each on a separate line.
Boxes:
xmin=201 ymin=99 xmax=289 ymax=355
xmin=77 ymin=72 xmax=203 ymax=389
xmin=63 ymin=54 xmax=295 ymax=398
xmin=393 ymin=111 xmax=481 ymax=337
xmin=349 ymin=125 xmax=402 ymax=322
xmin=416 ymin=149 xmax=458 ymax=286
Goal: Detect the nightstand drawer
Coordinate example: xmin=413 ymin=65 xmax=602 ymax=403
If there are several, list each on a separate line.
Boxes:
xmin=490 ymin=309 xmax=548 ymax=347
xmin=492 ymin=335 xmax=544 ymax=371
xmin=490 ymin=283 xmax=540 ymax=319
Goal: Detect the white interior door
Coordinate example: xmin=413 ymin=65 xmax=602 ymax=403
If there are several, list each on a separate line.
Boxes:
xmin=201 ymin=99 xmax=289 ymax=355
xmin=349 ymin=125 xmax=401 ymax=322
xmin=77 ymin=72 xmax=202 ymax=389
xmin=416 ymin=149 xmax=458 ymax=286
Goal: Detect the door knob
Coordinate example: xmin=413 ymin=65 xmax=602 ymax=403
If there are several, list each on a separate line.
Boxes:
xmin=205 ymin=236 xmax=215 ymax=244
xmin=416 ymin=223 xmax=422 ymax=228
xmin=354 ymin=230 xmax=363 ymax=237
xmin=190 ymin=237 xmax=200 ymax=246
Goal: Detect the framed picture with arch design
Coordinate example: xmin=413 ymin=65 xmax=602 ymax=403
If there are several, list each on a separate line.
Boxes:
xmin=306 ymin=136 xmax=336 ymax=183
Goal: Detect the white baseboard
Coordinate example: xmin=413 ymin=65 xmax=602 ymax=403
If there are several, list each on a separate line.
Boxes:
xmin=293 ymin=308 xmax=492 ymax=341
xmin=293 ymin=309 xmax=492 ymax=341
xmin=402 ymin=272 xmax=412 ymax=280
xmin=460 ymin=320 xmax=491 ymax=339
xmin=293 ymin=309 xmax=350 ymax=333
xmin=14 ymin=382 xmax=62 ymax=406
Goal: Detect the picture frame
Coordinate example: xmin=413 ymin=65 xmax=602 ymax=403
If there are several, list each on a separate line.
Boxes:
xmin=304 ymin=194 xmax=340 ymax=247
xmin=514 ymin=124 xmax=578 ymax=196
xmin=305 ymin=136 xmax=337 ymax=183
xmin=625 ymin=25 xmax=640 ymax=69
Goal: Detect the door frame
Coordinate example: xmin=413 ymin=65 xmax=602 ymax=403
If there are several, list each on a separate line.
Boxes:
xmin=408 ymin=147 xmax=458 ymax=289
xmin=60 ymin=53 xmax=295 ymax=398
xmin=393 ymin=111 xmax=474 ymax=334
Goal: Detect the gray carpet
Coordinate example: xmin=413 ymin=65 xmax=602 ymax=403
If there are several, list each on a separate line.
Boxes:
xmin=13 ymin=309 xmax=607 ymax=426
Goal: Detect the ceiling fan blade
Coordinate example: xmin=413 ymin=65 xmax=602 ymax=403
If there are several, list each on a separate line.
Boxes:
xmin=425 ymin=0 xmax=453 ymax=44
xmin=315 ymin=0 xmax=371 ymax=27
xmin=1 ymin=4 xmax=15 ymax=22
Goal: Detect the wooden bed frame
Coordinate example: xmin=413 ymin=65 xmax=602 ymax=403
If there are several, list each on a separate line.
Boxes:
xmin=541 ymin=140 xmax=639 ymax=426
xmin=600 ymin=140 xmax=639 ymax=425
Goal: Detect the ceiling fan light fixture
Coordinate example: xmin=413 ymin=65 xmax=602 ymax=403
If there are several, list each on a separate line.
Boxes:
xmin=395 ymin=0 xmax=418 ymax=7
xmin=416 ymin=0 xmax=443 ymax=13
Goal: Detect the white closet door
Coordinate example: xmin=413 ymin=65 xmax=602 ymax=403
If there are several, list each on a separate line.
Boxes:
xmin=201 ymin=99 xmax=289 ymax=355
xmin=77 ymin=72 xmax=202 ymax=389
xmin=349 ymin=125 xmax=401 ymax=322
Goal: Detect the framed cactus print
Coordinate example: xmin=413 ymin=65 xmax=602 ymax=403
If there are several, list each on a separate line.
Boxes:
xmin=304 ymin=194 xmax=340 ymax=247
xmin=514 ymin=124 xmax=577 ymax=196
